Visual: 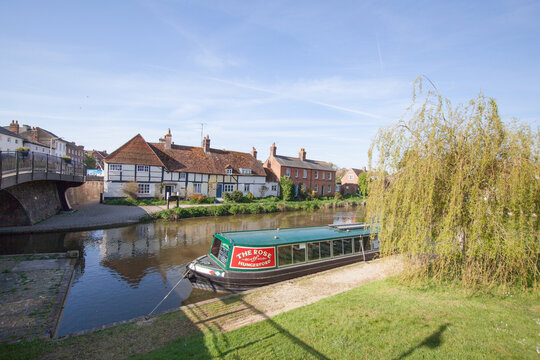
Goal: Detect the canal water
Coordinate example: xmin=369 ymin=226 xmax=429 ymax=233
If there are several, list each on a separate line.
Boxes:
xmin=0 ymin=208 xmax=365 ymax=336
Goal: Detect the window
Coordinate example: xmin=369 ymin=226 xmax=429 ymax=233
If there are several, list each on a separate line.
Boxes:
xmin=137 ymin=165 xmax=149 ymax=172
xmin=15 ymin=139 xmax=18 ymax=144
xmin=286 ymin=168 xmax=291 ymax=177
xmin=348 ymin=174 xmax=353 ymax=180
xmin=7 ymin=138 xmax=11 ymax=142
xmin=138 ymin=183 xmax=150 ymax=194
xmin=343 ymin=239 xmax=353 ymax=254
xmin=315 ymin=171 xmax=319 ymax=179
xmin=322 ymin=172 xmax=325 ymax=179
xmin=320 ymin=241 xmax=331 ymax=258
xmin=333 ymin=240 xmax=343 ymax=256
xmin=328 ymin=185 xmax=332 ymax=193
xmin=293 ymin=244 xmax=306 ymax=263
xmin=295 ymin=169 xmax=298 ymax=178
xmin=278 ymin=245 xmax=292 ymax=266
xmin=308 ymin=242 xmax=320 ymax=261
xmin=218 ymin=245 xmax=229 ymax=264
xmin=179 ymin=173 xmax=186 ymax=180
xmin=314 ymin=184 xmax=318 ymax=193
xmin=224 ymin=184 xmax=234 ymax=192
xmin=240 ymin=168 xmax=252 ymax=174
xmin=211 ymin=237 xmax=222 ymax=258
xmin=329 ymin=172 xmax=332 ymax=180
xmin=194 ymin=183 xmax=202 ymax=193
xmin=271 ymin=184 xmax=277 ymax=191
xmin=226 ymin=168 xmax=233 ymax=175
xmin=245 ymin=184 xmax=250 ymax=192
xmin=353 ymin=237 xmax=362 ymax=253
xmin=303 ymin=169 xmax=307 ymax=178
xmin=363 ymin=236 xmax=372 ymax=251
xmin=110 ymin=164 xmax=122 ymax=171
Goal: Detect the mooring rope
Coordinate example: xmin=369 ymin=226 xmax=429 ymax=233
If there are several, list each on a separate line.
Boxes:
xmin=145 ymin=263 xmax=191 ymax=319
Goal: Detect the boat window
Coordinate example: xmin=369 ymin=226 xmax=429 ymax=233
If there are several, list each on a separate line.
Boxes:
xmin=353 ymin=237 xmax=362 ymax=253
xmin=343 ymin=238 xmax=352 ymax=255
xmin=363 ymin=236 xmax=371 ymax=251
xmin=278 ymin=245 xmax=292 ymax=266
xmin=217 ymin=245 xmax=229 ymax=265
xmin=333 ymin=240 xmax=343 ymax=257
xmin=308 ymin=242 xmax=320 ymax=261
xmin=211 ymin=237 xmax=222 ymax=258
xmin=293 ymin=244 xmax=306 ymax=263
xmin=320 ymin=241 xmax=331 ymax=259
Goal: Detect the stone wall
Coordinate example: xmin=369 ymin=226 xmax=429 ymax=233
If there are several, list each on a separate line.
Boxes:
xmin=3 ymin=181 xmax=62 ymax=225
xmin=66 ymin=179 xmax=104 ymax=206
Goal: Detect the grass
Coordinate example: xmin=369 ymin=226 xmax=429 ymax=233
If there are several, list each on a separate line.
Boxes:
xmin=2 ymin=279 xmax=536 ymax=359
xmin=134 ymin=279 xmax=539 ymax=360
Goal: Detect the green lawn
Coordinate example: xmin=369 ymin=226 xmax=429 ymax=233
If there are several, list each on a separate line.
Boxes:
xmin=134 ymin=279 xmax=539 ymax=359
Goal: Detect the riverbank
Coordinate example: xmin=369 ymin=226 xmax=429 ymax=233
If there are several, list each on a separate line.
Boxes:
xmin=0 ymin=253 xmax=76 ymax=343
xmin=0 ymin=198 xmax=364 ymax=235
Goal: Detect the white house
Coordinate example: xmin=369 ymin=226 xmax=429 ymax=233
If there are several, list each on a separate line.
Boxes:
xmin=0 ymin=127 xmax=26 ymax=152
xmin=103 ymin=131 xmax=279 ymax=199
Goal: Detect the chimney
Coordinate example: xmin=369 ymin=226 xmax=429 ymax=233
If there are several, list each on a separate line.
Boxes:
xmin=31 ymin=127 xmax=38 ymax=142
xmin=203 ymin=135 xmax=210 ymax=153
xmin=251 ymin=147 xmax=257 ymax=159
xmin=9 ymin=120 xmax=19 ymax=135
xmin=164 ymin=129 xmax=172 ymax=149
xmin=299 ymin=148 xmax=306 ymax=161
xmin=270 ymin=142 xmax=277 ymax=157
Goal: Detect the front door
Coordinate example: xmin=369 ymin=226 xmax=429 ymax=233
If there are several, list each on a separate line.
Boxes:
xmin=165 ymin=185 xmax=173 ymax=199
xmin=321 ymin=185 xmax=325 ymax=195
xmin=216 ymin=183 xmax=223 ymax=198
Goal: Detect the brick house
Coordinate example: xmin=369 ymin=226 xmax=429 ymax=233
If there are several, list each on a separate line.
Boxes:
xmin=263 ymin=143 xmax=336 ymax=197
xmin=340 ymin=167 xmax=366 ymax=195
xmin=104 ymin=130 xmax=279 ymax=199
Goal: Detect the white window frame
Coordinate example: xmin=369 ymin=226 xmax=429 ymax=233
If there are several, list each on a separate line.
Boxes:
xmin=303 ymin=169 xmax=307 ymax=178
xmin=271 ymin=184 xmax=277 ymax=191
xmin=240 ymin=168 xmax=252 ymax=174
xmin=314 ymin=184 xmax=318 ymax=193
xmin=224 ymin=184 xmax=234 ymax=192
xmin=329 ymin=172 xmax=332 ymax=180
xmin=179 ymin=173 xmax=187 ymax=180
xmin=245 ymin=184 xmax=250 ymax=192
xmin=286 ymin=168 xmax=291 ymax=177
xmin=138 ymin=183 xmax=150 ymax=194
xmin=348 ymin=174 xmax=353 ymax=180
xmin=315 ymin=171 xmax=319 ymax=179
xmin=328 ymin=185 xmax=332 ymax=193
xmin=137 ymin=165 xmax=149 ymax=172
xmin=226 ymin=168 xmax=233 ymax=175
xmin=295 ymin=169 xmax=298 ymax=178
xmin=322 ymin=172 xmax=325 ymax=180
xmin=194 ymin=183 xmax=202 ymax=194
xmin=110 ymin=164 xmax=122 ymax=171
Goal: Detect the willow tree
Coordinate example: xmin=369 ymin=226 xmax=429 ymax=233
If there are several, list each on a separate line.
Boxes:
xmin=367 ymin=79 xmax=539 ymax=289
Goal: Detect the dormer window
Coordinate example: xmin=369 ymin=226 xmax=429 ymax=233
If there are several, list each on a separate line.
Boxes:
xmin=226 ymin=168 xmax=233 ymax=175
xmin=240 ymin=168 xmax=252 ymax=174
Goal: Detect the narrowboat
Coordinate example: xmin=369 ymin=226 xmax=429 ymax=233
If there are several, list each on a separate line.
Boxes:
xmin=184 ymin=223 xmax=379 ymax=291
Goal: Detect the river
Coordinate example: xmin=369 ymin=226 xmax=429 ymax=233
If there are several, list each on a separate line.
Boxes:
xmin=0 ymin=207 xmax=366 ymax=336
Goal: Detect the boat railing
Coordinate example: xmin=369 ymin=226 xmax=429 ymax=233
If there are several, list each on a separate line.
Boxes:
xmin=328 ymin=223 xmax=370 ymax=230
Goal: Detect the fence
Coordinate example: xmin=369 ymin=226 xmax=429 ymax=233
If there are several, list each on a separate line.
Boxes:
xmin=0 ymin=150 xmax=86 ymax=189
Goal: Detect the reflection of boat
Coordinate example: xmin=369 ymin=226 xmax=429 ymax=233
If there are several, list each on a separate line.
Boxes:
xmin=184 ymin=223 xmax=379 ymax=291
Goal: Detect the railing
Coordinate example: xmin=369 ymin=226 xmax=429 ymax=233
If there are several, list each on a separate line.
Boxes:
xmin=0 ymin=150 xmax=86 ymax=189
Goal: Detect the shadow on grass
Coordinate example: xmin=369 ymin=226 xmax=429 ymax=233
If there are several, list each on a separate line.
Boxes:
xmin=394 ymin=323 xmax=450 ymax=360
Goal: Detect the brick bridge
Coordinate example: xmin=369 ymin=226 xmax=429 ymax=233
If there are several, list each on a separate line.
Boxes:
xmin=0 ymin=151 xmax=86 ymax=227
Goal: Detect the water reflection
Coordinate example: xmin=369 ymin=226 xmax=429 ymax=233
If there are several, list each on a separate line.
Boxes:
xmin=0 ymin=208 xmax=366 ymax=336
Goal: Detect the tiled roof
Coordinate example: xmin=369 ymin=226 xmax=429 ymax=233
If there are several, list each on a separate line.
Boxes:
xmin=105 ymin=134 xmax=165 ymax=167
xmin=149 ymin=142 xmax=265 ymax=176
xmin=0 ymin=127 xmax=25 ymax=140
xmin=272 ymin=155 xmax=334 ymax=171
xmin=264 ymin=167 xmax=279 ymax=182
xmin=350 ymin=168 xmax=365 ymax=175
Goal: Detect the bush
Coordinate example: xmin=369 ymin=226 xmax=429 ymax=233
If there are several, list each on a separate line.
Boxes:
xmin=122 ymin=182 xmax=139 ymax=200
xmin=189 ymin=194 xmax=207 ymax=204
xmin=246 ymin=192 xmax=255 ymax=201
xmin=334 ymin=192 xmax=343 ymax=200
xmin=280 ymin=176 xmax=295 ymax=201
xmin=224 ymin=190 xmax=245 ymax=203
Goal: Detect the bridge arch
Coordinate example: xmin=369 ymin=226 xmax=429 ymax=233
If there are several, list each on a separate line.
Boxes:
xmin=0 ymin=189 xmax=31 ymax=226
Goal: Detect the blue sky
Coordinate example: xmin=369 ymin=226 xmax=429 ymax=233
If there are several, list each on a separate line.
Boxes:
xmin=1 ymin=0 xmax=538 ymax=168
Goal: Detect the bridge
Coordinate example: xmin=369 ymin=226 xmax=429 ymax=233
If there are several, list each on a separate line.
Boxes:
xmin=0 ymin=151 xmax=86 ymax=227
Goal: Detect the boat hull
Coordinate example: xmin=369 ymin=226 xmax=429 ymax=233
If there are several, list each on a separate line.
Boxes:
xmin=185 ymin=251 xmax=379 ymax=292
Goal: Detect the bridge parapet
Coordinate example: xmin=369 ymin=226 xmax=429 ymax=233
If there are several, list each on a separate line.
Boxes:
xmin=0 ymin=151 xmax=86 ymax=190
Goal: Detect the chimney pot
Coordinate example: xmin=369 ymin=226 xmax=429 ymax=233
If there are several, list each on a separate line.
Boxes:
xmin=164 ymin=129 xmax=172 ymax=149
xmin=299 ymin=148 xmax=306 ymax=161
xmin=203 ymin=135 xmax=211 ymax=153
xmin=270 ymin=142 xmax=277 ymax=157
xmin=9 ymin=120 xmax=19 ymax=135
xmin=251 ymin=147 xmax=257 ymax=159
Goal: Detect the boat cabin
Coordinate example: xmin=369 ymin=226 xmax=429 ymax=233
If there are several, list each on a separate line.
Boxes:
xmin=208 ymin=224 xmax=379 ymax=272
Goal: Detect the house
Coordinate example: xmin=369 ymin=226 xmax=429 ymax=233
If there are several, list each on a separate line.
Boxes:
xmin=0 ymin=126 xmax=26 ymax=152
xmin=103 ymin=131 xmax=279 ymax=199
xmin=88 ymin=150 xmax=109 ymax=170
xmin=66 ymin=142 xmax=85 ymax=165
xmin=263 ymin=143 xmax=336 ymax=197
xmin=340 ymin=167 xmax=366 ymax=195
xmin=4 ymin=120 xmax=68 ymax=157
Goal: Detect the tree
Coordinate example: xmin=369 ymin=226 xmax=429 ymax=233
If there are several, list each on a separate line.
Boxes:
xmin=259 ymin=185 xmax=269 ymax=198
xmin=357 ymin=172 xmax=370 ymax=197
xmin=279 ymin=176 xmax=295 ymax=201
xmin=84 ymin=153 xmax=97 ymax=169
xmin=367 ymin=78 xmax=539 ymax=289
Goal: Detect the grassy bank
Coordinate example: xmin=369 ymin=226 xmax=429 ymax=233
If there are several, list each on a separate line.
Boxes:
xmin=136 ymin=279 xmax=539 ymax=359
xmin=3 ymin=278 xmax=536 ymax=359
xmin=149 ymin=198 xmax=364 ymax=221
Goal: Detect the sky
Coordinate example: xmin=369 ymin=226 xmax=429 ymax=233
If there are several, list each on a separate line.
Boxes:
xmin=0 ymin=0 xmax=538 ymax=168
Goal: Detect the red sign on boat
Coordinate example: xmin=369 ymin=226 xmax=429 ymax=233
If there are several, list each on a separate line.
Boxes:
xmin=230 ymin=246 xmax=276 ymax=270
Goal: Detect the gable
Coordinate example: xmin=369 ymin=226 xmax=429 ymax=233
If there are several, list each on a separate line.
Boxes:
xmin=105 ymin=134 xmax=165 ymax=167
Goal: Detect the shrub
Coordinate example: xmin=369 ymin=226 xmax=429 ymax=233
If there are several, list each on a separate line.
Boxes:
xmin=122 ymin=182 xmax=139 ymax=200
xmin=246 ymin=192 xmax=255 ymax=201
xmin=280 ymin=176 xmax=295 ymax=201
xmin=334 ymin=192 xmax=343 ymax=200
xmin=189 ymin=194 xmax=207 ymax=204
xmin=224 ymin=190 xmax=244 ymax=203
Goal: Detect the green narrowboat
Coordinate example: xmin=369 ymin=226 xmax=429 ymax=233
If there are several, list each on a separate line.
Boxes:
xmin=184 ymin=223 xmax=379 ymax=291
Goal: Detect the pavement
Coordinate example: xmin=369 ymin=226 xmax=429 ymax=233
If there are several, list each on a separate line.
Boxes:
xmin=0 ymin=201 xmax=221 ymax=234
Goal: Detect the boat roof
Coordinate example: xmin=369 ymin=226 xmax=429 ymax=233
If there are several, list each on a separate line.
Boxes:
xmin=216 ymin=225 xmax=374 ymax=247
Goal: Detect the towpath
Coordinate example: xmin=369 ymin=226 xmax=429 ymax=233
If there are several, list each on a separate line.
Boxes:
xmin=0 ymin=201 xmax=219 ymax=234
